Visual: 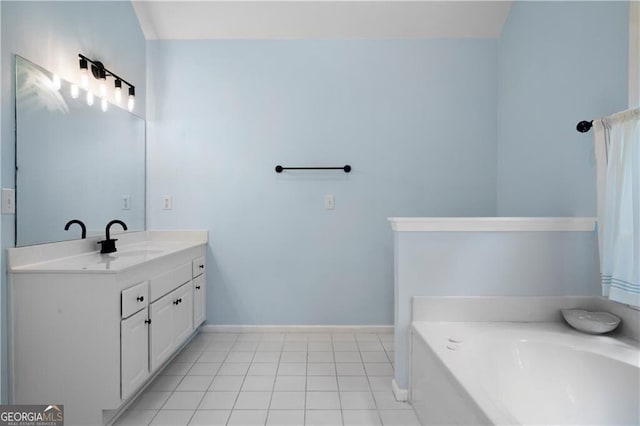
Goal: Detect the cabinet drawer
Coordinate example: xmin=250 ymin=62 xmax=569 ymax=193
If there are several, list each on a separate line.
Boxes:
xmin=150 ymin=263 xmax=191 ymax=302
xmin=192 ymin=256 xmax=205 ymax=278
xmin=122 ymin=281 xmax=148 ymax=319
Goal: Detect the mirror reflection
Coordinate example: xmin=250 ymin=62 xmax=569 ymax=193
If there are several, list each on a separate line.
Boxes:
xmin=15 ymin=55 xmax=145 ymax=247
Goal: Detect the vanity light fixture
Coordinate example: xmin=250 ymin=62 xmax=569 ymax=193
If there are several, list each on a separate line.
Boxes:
xmin=77 ymin=53 xmax=135 ymax=112
xmin=70 ymin=84 xmax=79 ymax=99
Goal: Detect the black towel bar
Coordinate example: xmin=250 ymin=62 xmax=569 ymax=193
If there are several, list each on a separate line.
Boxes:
xmin=275 ymin=165 xmax=351 ymax=173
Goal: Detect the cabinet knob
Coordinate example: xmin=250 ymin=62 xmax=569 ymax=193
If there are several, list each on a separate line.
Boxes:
xmin=144 ymin=319 xmax=151 ymax=325
xmin=173 ymin=300 xmax=179 ymax=305
xmin=199 ymin=264 xmax=204 ymax=269
xmin=137 ymin=296 xmax=144 ymax=302
xmin=178 ymin=298 xmax=182 ymax=304
xmin=195 ymin=285 xmax=201 ymax=290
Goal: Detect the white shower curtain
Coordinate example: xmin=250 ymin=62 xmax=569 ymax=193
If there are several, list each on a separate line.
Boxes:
xmin=593 ymin=108 xmax=640 ymax=307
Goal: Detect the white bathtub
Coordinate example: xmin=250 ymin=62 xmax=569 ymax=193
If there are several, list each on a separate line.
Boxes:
xmin=411 ymin=321 xmax=640 ymax=425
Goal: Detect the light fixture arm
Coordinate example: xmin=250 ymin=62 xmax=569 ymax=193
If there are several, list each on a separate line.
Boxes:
xmin=78 ymin=53 xmax=135 ymax=93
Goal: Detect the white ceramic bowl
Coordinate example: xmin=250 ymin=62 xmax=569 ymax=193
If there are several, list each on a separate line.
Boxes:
xmin=561 ymin=309 xmax=621 ymax=334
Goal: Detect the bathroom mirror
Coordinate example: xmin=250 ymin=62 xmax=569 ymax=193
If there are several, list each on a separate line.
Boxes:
xmin=15 ymin=55 xmax=145 ymax=246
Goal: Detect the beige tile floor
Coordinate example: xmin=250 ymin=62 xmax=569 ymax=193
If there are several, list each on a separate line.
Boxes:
xmin=115 ymin=331 xmax=420 ymax=425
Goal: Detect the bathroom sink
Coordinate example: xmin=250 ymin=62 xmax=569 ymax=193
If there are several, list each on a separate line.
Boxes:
xmin=7 ymin=230 xmax=208 ymax=274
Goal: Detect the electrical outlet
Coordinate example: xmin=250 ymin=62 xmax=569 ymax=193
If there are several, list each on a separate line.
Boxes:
xmin=162 ymin=195 xmax=172 ymax=210
xmin=324 ymin=194 xmax=335 ymax=210
xmin=122 ymin=195 xmax=131 ymax=210
xmin=2 ymin=188 xmax=15 ymax=214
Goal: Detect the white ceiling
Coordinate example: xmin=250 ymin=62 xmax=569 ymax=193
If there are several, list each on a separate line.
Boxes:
xmin=132 ymin=1 xmax=513 ymax=40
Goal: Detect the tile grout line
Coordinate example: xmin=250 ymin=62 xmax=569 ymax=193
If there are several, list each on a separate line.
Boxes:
xmin=373 ymin=333 xmax=388 ymax=425
xmin=358 ymin=333 xmax=384 ymax=426
xmin=228 ymin=336 xmax=257 ymax=425
xmin=331 ymin=334 xmax=346 ymax=426
xmin=265 ymin=335 xmax=284 ymax=425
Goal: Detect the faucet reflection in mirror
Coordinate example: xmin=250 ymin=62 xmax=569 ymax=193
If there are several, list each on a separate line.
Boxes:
xmin=64 ymin=219 xmax=86 ymax=239
xmin=76 ymin=54 xmax=135 ymax=112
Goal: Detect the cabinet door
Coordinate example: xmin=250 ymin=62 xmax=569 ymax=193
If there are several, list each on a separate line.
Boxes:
xmin=173 ymin=283 xmax=194 ymax=347
xmin=121 ymin=308 xmax=150 ymax=399
xmin=193 ymin=275 xmax=206 ymax=327
xmin=149 ymin=293 xmax=176 ymax=372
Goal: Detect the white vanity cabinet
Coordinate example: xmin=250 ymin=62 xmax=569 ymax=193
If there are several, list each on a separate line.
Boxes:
xmin=7 ymin=231 xmax=208 ymax=426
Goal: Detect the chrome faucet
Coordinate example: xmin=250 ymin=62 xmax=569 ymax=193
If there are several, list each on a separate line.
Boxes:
xmin=64 ymin=219 xmax=86 ymax=239
xmin=98 ymin=219 xmax=128 ymax=254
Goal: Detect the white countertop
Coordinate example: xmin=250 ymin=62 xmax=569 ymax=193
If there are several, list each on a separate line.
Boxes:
xmin=8 ymin=230 xmax=207 ymax=274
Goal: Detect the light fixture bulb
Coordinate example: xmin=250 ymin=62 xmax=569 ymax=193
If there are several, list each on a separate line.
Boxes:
xmin=52 ymin=74 xmax=61 ymax=91
xmin=79 ymin=57 xmax=89 ymax=89
xmin=86 ymin=91 xmax=94 ymax=106
xmin=114 ymin=79 xmax=122 ymax=104
xmin=127 ymin=86 xmax=135 ymax=112
xmin=70 ymin=84 xmax=79 ymax=99
xmin=101 ymin=98 xmax=108 ymax=112
xmin=99 ymin=81 xmax=107 ymax=98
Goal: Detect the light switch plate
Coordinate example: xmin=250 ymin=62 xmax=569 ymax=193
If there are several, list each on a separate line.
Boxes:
xmin=162 ymin=195 xmax=172 ymax=210
xmin=2 ymin=188 xmax=15 ymax=214
xmin=325 ymin=194 xmax=335 ymax=210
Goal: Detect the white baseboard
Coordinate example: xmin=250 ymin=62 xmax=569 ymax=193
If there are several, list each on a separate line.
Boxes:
xmin=392 ymin=378 xmax=408 ymax=402
xmin=201 ymin=324 xmax=393 ymax=334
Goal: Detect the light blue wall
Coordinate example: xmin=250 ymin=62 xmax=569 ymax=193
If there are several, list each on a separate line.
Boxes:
xmin=147 ymin=40 xmax=498 ymax=325
xmin=0 ymin=0 xmax=146 ymax=402
xmin=497 ymin=1 xmax=629 ymax=216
